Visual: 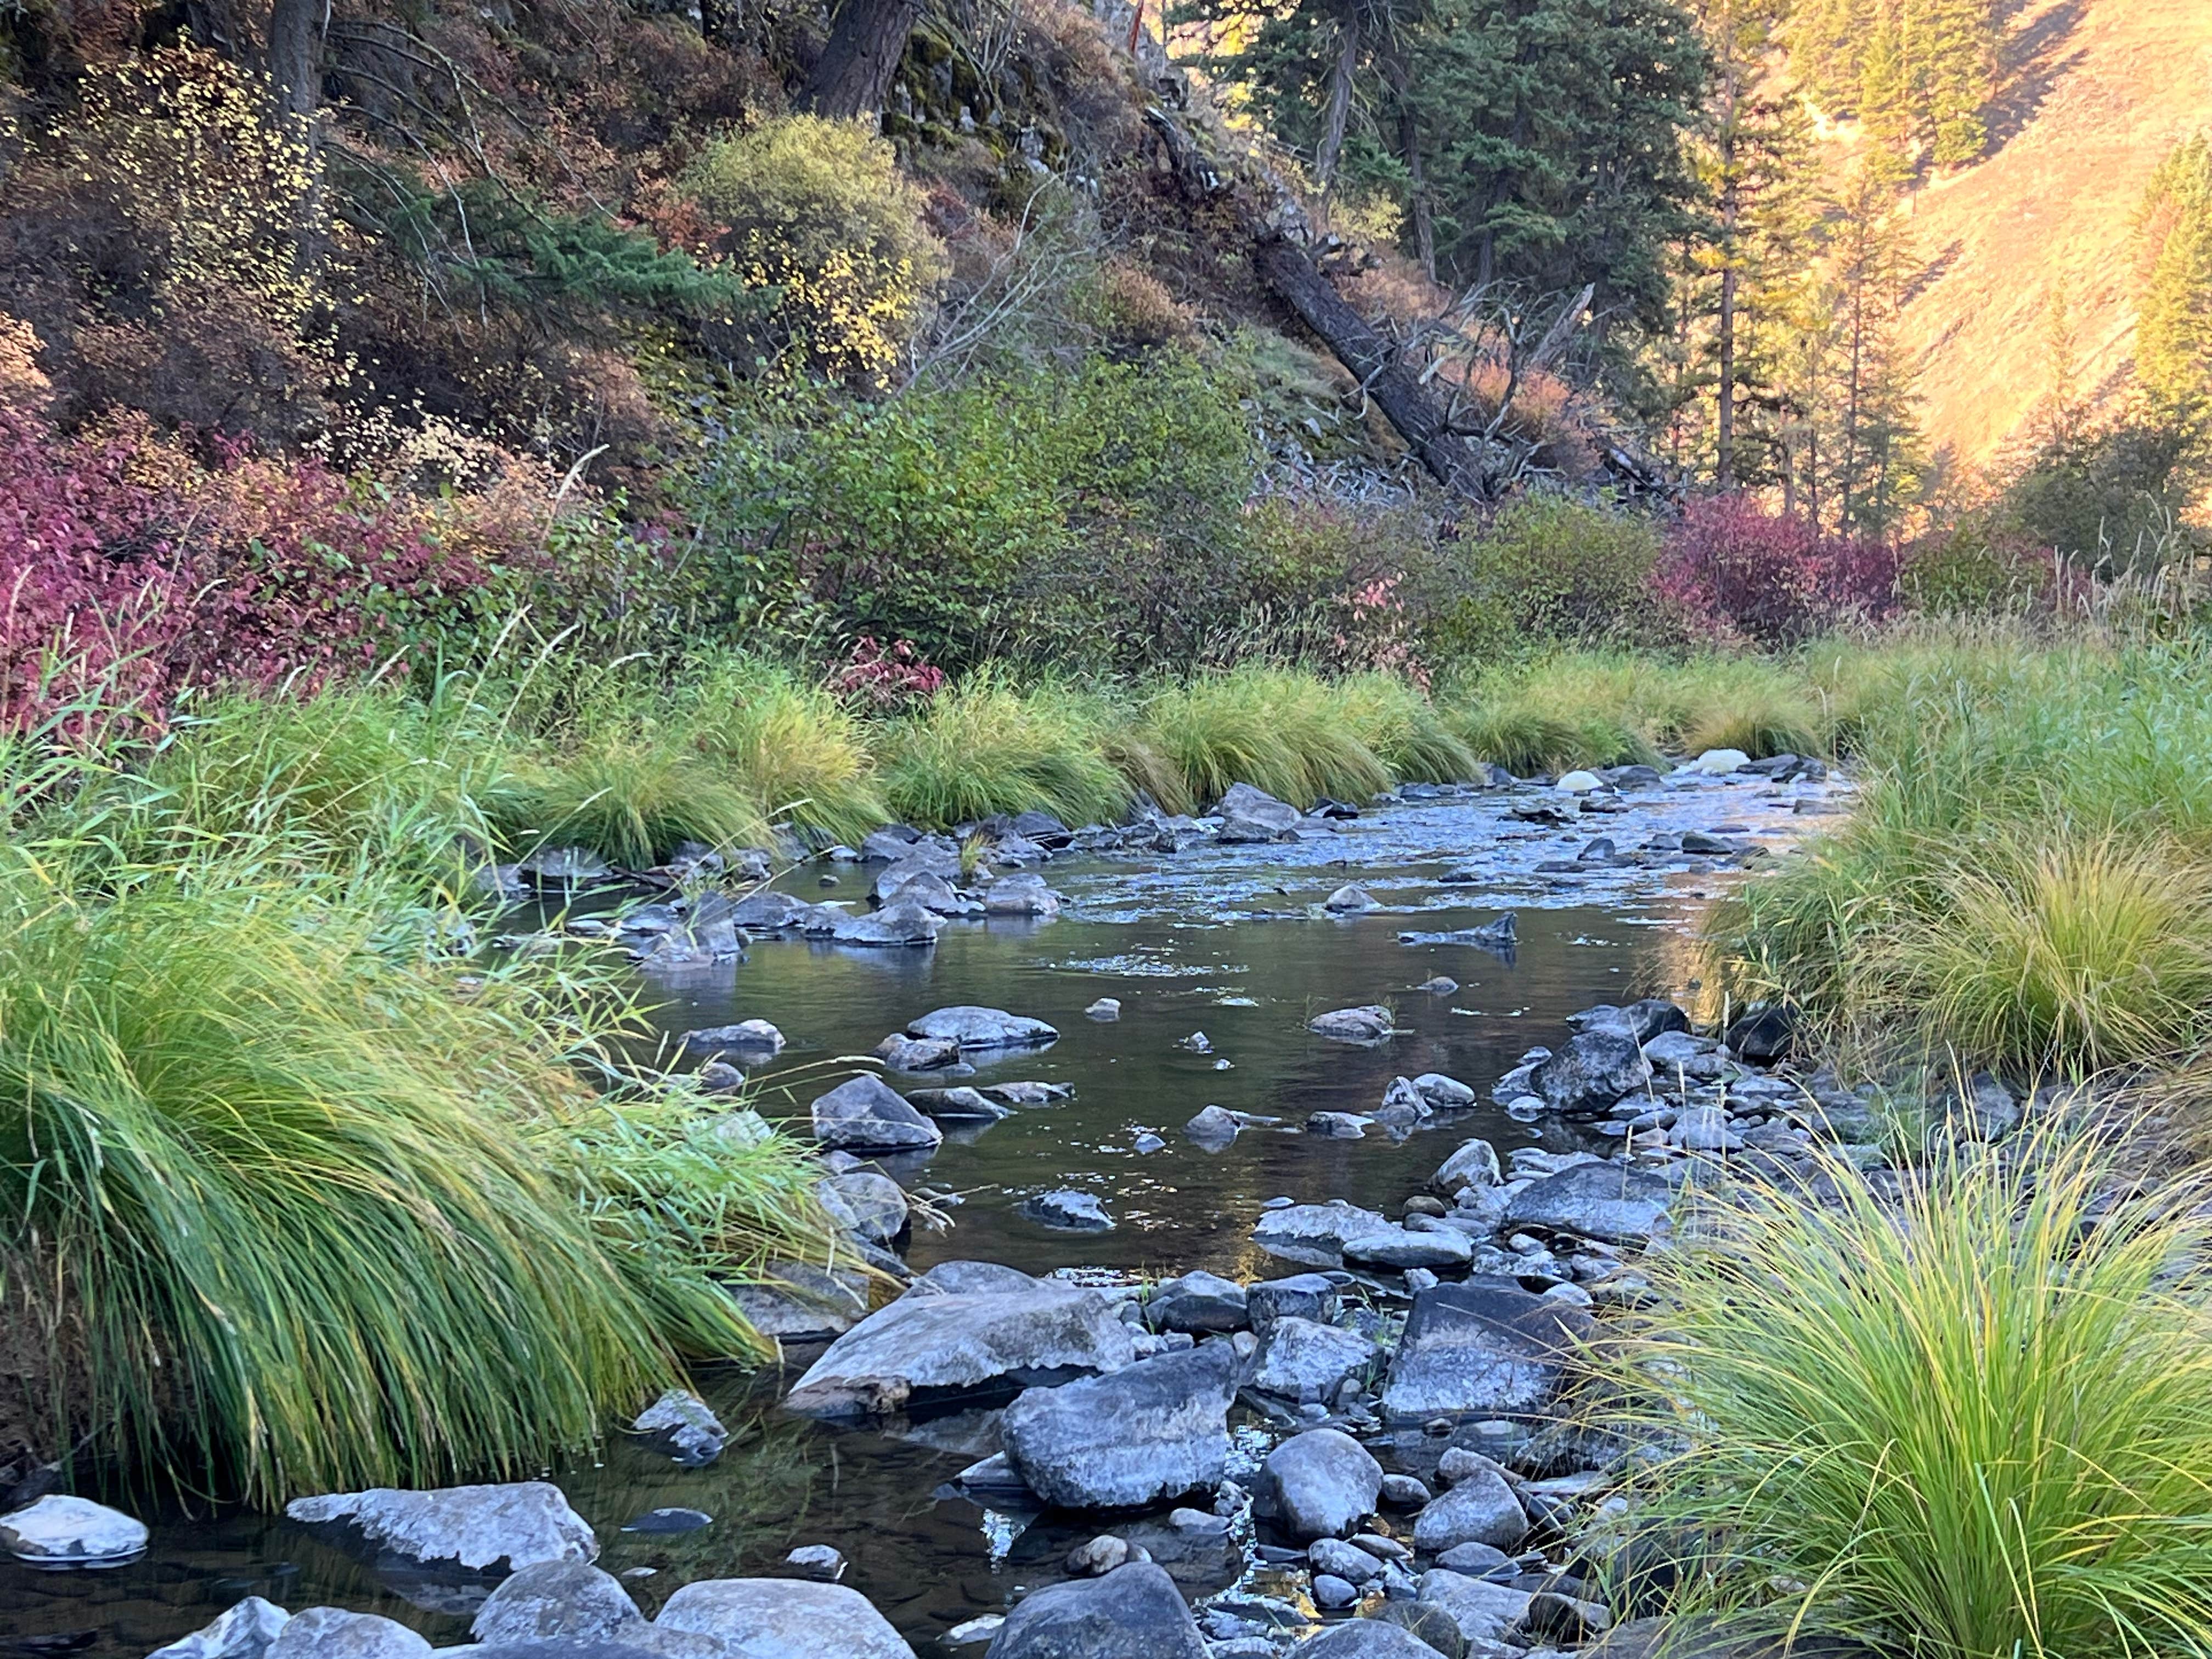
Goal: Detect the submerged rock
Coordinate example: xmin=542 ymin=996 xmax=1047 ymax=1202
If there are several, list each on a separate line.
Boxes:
xmin=0 ymin=1494 xmax=147 ymax=1563
xmin=830 ymin=899 xmax=941 ymax=946
xmin=1085 ymin=998 xmax=1123 ymax=1021
xmin=1000 ymin=1343 xmax=1239 ymax=1509
xmin=655 ymin=1578 xmax=915 ymax=1659
xmin=631 ymin=1390 xmax=727 ymax=1467
xmin=1183 ymin=1104 xmax=1240 ymax=1146
xmin=676 ymin=1019 xmax=785 ymax=1058
xmin=1261 ymin=1428 xmax=1381 ymax=1541
xmin=874 ymin=1034 xmax=965 ymax=1073
xmin=784 ymin=1277 xmax=1135 ymax=1417
xmin=1022 ymin=1189 xmax=1115 ymax=1231
xmin=818 ymin=1171 xmax=911 ymax=1247
xmin=810 ymin=1075 xmax=944 ymax=1154
xmin=1324 ymin=885 xmax=1380 ymax=912
xmin=284 ymin=1482 xmax=596 ymax=1573
xmin=1396 ymin=915 xmax=1516 ymax=951
xmin=905 ymin=1086 xmax=1012 ymax=1122
xmin=982 ymin=1561 xmax=1207 ymax=1658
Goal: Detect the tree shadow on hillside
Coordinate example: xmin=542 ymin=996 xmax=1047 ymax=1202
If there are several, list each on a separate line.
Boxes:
xmin=1985 ymin=0 xmax=2091 ymax=155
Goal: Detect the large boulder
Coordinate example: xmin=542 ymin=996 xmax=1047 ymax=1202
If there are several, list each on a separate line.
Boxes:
xmin=828 ymin=900 xmax=941 ymax=946
xmin=654 ymin=1579 xmax=914 ymax=1659
xmin=1531 ymin=1032 xmax=1650 ymax=1114
xmin=0 ymin=1494 xmax=147 ymax=1562
xmin=1252 ymin=1201 xmax=1390 ymax=1266
xmin=1247 ymin=1317 xmax=1378 ymax=1404
xmin=264 ymin=1609 xmax=432 ymax=1659
xmin=906 ymin=1006 xmax=1059 ymax=1049
xmin=984 ymin=1561 xmax=1207 ymax=1659
xmin=1260 ymin=1429 xmax=1382 ymax=1541
xmin=1342 ymin=1226 xmax=1473 ymax=1270
xmin=148 ymin=1598 xmax=291 ymax=1659
xmin=1502 ymin=1162 xmax=1672 ymax=1245
xmin=284 ymin=1482 xmax=595 ymax=1573
xmin=1725 ymin=1003 xmax=1796 ymax=1064
xmin=1410 ymin=1465 xmax=1527 ymax=1554
xmin=809 ymin=1075 xmax=944 ymax=1155
xmin=784 ymin=1280 xmax=1136 ymax=1417
xmin=1000 ymin=1343 xmax=1239 ymax=1510
xmin=472 ymin=1562 xmax=645 ymax=1645
xmin=1380 ymin=1280 xmax=1594 ymax=1420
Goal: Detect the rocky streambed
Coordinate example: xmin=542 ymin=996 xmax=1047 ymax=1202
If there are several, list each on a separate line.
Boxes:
xmin=2 ymin=754 xmax=1881 ymax=1659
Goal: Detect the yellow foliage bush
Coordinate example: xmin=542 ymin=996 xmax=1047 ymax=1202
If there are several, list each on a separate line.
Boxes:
xmin=682 ymin=115 xmax=947 ymax=375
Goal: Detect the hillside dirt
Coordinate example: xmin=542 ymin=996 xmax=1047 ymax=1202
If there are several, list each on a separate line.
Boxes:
xmin=1891 ymin=0 xmax=2212 ymax=478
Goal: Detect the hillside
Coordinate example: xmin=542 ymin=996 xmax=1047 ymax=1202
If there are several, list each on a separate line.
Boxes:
xmin=1889 ymin=0 xmax=2212 ymax=474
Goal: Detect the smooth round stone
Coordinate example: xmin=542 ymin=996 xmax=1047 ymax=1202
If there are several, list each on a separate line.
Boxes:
xmin=1312 ymin=1572 xmax=1361 ymax=1609
xmin=0 ymin=1494 xmax=148 ymax=1563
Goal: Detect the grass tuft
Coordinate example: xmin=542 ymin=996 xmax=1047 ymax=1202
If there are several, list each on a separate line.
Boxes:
xmin=1602 ymin=1133 xmax=2212 ymax=1657
xmin=878 ymin=673 xmax=1132 ymax=828
xmin=686 ymin=657 xmax=888 ymax=847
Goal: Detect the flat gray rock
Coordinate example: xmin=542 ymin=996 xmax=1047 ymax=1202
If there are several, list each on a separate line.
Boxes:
xmin=1252 ymin=1201 xmax=1390 ymax=1266
xmin=1260 ymin=1428 xmax=1381 ymax=1541
xmin=1343 ymin=1227 xmax=1473 ymax=1269
xmin=907 ymin=1006 xmax=1059 ymax=1049
xmin=1247 ymin=1317 xmax=1378 ymax=1404
xmin=1144 ymin=1271 xmax=1247 ymax=1334
xmin=982 ymin=1561 xmax=1206 ymax=1659
xmin=1245 ymin=1274 xmax=1339 ymax=1329
xmin=1380 ymin=1280 xmax=1594 ymax=1420
xmin=1022 ymin=1189 xmax=1114 ymax=1231
xmin=830 ymin=900 xmax=941 ymax=946
xmin=785 ymin=1281 xmax=1135 ymax=1417
xmin=148 ymin=1597 xmax=290 ymax=1659
xmin=1308 ymin=1006 xmax=1397 ymax=1043
xmin=284 ymin=1482 xmax=595 ymax=1573
xmin=1298 ymin=1620 xmax=1457 ymax=1658
xmin=818 ymin=1171 xmax=910 ymax=1246
xmin=1000 ymin=1343 xmax=1239 ymax=1510
xmin=0 ymin=1494 xmax=147 ymax=1562
xmin=1502 ymin=1162 xmax=1672 ymax=1245
xmin=809 ymin=1075 xmax=944 ymax=1155
xmin=472 ymin=1562 xmax=645 ymax=1645
xmin=654 ymin=1578 xmax=913 ymax=1659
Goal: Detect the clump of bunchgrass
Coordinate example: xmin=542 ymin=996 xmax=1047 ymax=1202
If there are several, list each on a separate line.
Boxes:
xmin=1137 ymin=667 xmax=1393 ymax=806
xmin=686 ymin=657 xmax=888 ymax=847
xmin=1323 ymin=672 xmax=1480 ymax=783
xmin=1447 ymin=698 xmax=1656 ymax=775
xmin=499 ymin=726 xmax=769 ymax=867
xmin=878 ymin=673 xmax=1130 ymax=828
xmin=1599 ymin=1132 xmax=2212 ymax=1657
xmin=1886 ymin=833 xmax=2212 ymax=1073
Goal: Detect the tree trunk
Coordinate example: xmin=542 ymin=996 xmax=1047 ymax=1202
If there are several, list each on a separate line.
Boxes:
xmin=1316 ymin=14 xmax=1358 ymax=196
xmin=1254 ymin=233 xmax=1489 ymax=498
xmin=802 ymin=0 xmax=920 ymax=119
xmin=265 ymin=0 xmax=325 ymax=122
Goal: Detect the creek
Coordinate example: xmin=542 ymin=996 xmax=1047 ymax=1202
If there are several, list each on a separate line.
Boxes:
xmin=1 ymin=769 xmax=1835 ymax=1658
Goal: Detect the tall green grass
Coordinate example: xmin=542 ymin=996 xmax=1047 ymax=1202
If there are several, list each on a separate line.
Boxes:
xmin=1711 ymin=636 xmax=2212 ymax=1075
xmin=686 ymin=657 xmax=888 ymax=847
xmin=1604 ymin=1135 xmax=2212 ymax=1657
xmin=0 ymin=826 xmax=836 ymax=1504
xmin=879 ymin=673 xmax=1132 ymax=827
xmin=1138 ymin=667 xmax=1399 ymax=806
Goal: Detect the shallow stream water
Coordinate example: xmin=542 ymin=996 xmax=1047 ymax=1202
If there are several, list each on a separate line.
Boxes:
xmin=1 ymin=770 xmax=1840 ymax=1658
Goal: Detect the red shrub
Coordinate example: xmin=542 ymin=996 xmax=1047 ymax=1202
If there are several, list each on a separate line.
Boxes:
xmin=828 ymin=636 xmax=946 ymax=707
xmin=1656 ymin=495 xmax=1904 ymax=646
xmin=0 ymin=407 xmax=508 ymax=733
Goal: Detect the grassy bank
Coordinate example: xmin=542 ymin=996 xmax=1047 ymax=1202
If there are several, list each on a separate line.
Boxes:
xmin=1707 ymin=631 xmax=2212 ymax=1078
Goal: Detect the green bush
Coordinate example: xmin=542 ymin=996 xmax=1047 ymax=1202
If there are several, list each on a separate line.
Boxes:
xmin=682 ymin=115 xmax=948 ymax=374
xmin=1605 ymin=1133 xmax=2212 ymax=1657
xmin=686 ymin=355 xmax=1256 ymax=672
xmin=1419 ymin=495 xmax=1667 ymax=665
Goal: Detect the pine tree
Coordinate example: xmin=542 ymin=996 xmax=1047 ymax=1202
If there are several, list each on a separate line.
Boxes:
xmin=1857 ymin=1 xmax=1915 ymax=188
xmin=1921 ymin=0 xmax=1994 ymax=166
xmin=2136 ymin=133 xmax=2212 ymax=422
